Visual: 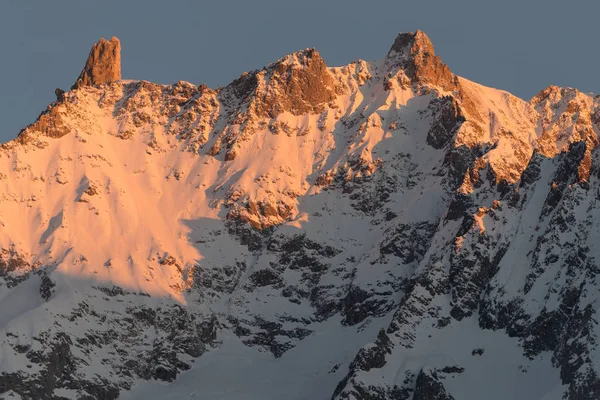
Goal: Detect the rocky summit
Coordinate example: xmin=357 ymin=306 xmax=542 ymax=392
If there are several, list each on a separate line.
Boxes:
xmin=1 ymin=31 xmax=600 ymax=399
xmin=71 ymin=37 xmax=121 ymax=90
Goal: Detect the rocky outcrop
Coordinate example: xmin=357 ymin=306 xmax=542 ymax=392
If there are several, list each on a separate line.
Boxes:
xmin=223 ymin=48 xmax=336 ymax=118
xmin=426 ymin=96 xmax=466 ymax=149
xmin=17 ymin=104 xmax=71 ymax=141
xmin=72 ymin=37 xmax=121 ymax=90
xmin=413 ymin=368 xmax=455 ymax=400
xmin=54 ymin=88 xmax=66 ymax=102
xmin=385 ymin=30 xmax=457 ymax=91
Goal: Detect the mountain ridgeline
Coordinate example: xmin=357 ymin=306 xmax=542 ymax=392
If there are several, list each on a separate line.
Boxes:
xmin=1 ymin=31 xmax=600 ymax=400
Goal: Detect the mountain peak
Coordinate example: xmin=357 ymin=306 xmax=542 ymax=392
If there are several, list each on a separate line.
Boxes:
xmin=387 ymin=30 xmax=434 ymax=58
xmin=224 ymin=46 xmax=335 ymax=118
xmin=71 ymin=36 xmax=121 ymax=90
xmin=385 ymin=30 xmax=456 ymax=91
xmin=276 ymin=48 xmax=322 ymax=69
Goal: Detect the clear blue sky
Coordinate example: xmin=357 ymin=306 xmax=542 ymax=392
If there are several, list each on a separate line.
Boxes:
xmin=0 ymin=1 xmax=597 ymax=142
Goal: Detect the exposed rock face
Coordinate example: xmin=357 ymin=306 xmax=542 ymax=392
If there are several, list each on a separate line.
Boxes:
xmin=224 ymin=48 xmax=336 ymax=118
xmin=71 ymin=37 xmax=121 ymax=90
xmin=413 ymin=368 xmax=456 ymax=400
xmin=17 ymin=103 xmax=71 ymax=142
xmin=54 ymin=88 xmax=65 ymax=102
xmin=385 ymin=30 xmax=457 ymax=91
xmin=427 ymin=96 xmax=466 ymax=149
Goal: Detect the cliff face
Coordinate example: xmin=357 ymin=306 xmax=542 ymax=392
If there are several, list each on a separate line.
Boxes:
xmin=71 ymin=36 xmax=121 ymax=90
xmin=385 ymin=30 xmax=457 ymax=91
xmin=1 ymin=31 xmax=600 ymax=400
xmin=225 ymin=48 xmax=336 ymax=118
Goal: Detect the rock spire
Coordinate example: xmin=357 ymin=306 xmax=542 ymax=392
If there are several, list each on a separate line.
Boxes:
xmin=71 ymin=36 xmax=121 ymax=90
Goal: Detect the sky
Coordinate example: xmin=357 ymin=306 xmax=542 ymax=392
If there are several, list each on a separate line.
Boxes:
xmin=0 ymin=0 xmax=598 ymax=142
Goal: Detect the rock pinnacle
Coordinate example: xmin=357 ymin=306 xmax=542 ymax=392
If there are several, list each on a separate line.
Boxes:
xmin=71 ymin=36 xmax=121 ymax=90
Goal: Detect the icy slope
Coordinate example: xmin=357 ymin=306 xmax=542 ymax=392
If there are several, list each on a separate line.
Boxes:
xmin=0 ymin=30 xmax=600 ymax=399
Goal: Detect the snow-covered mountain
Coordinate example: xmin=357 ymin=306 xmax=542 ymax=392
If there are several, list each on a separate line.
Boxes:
xmin=1 ymin=30 xmax=600 ymax=400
